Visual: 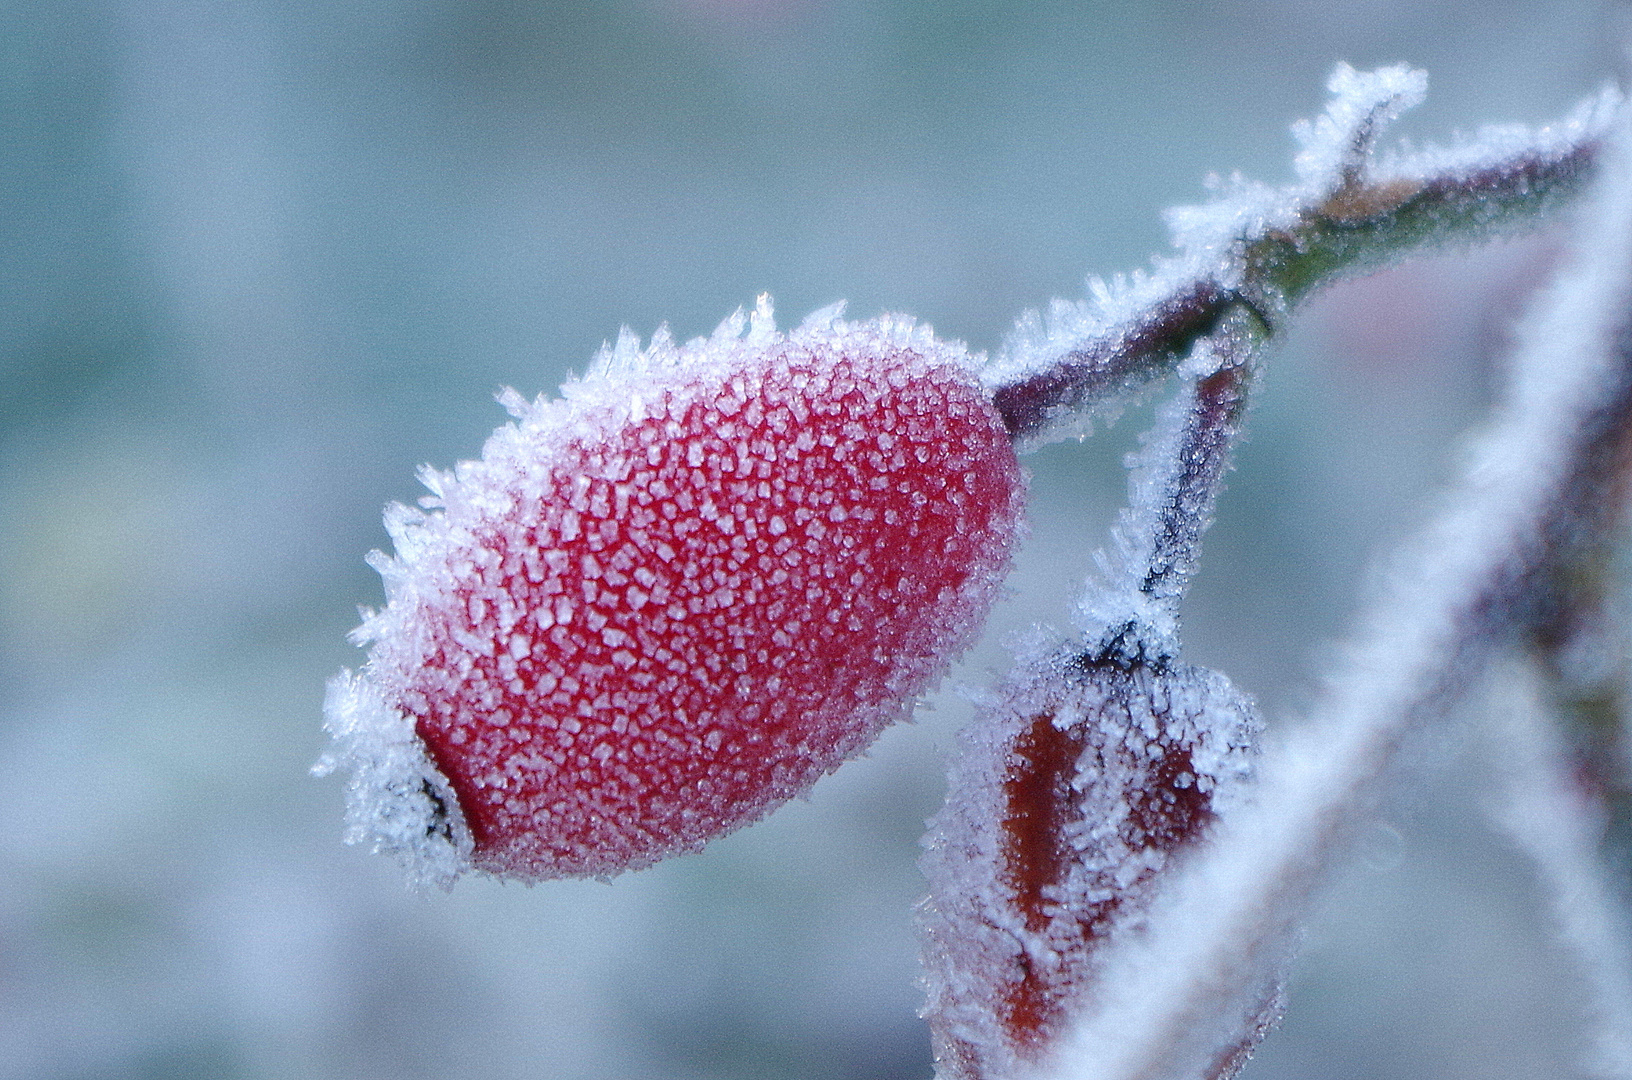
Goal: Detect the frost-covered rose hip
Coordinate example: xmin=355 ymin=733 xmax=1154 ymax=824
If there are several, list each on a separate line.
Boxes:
xmin=318 ymin=298 xmax=1026 ymax=886
xmin=918 ymin=645 xmax=1262 ymax=1080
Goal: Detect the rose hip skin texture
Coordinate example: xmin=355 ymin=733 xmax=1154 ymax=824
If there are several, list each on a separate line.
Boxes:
xmin=350 ymin=312 xmax=1026 ymax=883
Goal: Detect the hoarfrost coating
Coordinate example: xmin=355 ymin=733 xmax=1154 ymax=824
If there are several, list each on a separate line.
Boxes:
xmin=319 ymin=297 xmax=1027 ymax=886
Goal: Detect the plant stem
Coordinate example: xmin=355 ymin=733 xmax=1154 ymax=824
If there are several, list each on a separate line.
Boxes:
xmin=993 ymin=118 xmax=1605 ymax=445
xmin=1086 ymin=316 xmax=1262 ymax=664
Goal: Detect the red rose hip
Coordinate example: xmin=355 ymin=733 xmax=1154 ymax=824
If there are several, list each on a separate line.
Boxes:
xmin=318 ymin=299 xmax=1026 ymax=885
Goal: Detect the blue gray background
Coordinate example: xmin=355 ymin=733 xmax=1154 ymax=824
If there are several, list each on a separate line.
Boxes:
xmin=0 ymin=1 xmax=1623 ymax=1077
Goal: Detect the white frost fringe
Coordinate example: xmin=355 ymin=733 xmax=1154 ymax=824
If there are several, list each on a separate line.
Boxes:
xmin=1039 ymin=88 xmax=1632 ymax=1080
xmin=314 ymin=670 xmax=474 ymax=890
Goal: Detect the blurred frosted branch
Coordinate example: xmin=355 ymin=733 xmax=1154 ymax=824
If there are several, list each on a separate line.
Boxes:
xmin=988 ymin=65 xmax=1618 ymax=446
xmin=1523 ymin=410 xmax=1632 ymax=883
xmin=1041 ymin=86 xmax=1632 ymax=1080
xmin=1487 ymin=659 xmax=1632 ymax=1080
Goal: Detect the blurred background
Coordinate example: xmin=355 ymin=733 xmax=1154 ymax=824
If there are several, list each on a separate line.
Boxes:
xmin=1 ymin=1 xmax=1627 ymax=1077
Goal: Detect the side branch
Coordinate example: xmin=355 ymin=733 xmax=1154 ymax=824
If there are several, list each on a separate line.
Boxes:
xmin=1137 ymin=353 xmax=1253 ymax=613
xmin=1084 ymin=318 xmax=1260 ymax=665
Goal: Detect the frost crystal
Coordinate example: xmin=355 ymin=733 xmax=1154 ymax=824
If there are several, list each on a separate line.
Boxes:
xmin=320 ymin=297 xmax=1027 ymax=884
xmin=919 ymin=645 xmax=1261 ymax=1080
xmin=1291 ymin=62 xmax=1427 ymax=191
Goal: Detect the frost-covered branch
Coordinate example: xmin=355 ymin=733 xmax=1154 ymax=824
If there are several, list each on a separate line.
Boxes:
xmin=1523 ymin=403 xmax=1632 ymax=875
xmin=1043 ymin=87 xmax=1632 ymax=1080
xmin=988 ymin=64 xmax=1617 ymax=446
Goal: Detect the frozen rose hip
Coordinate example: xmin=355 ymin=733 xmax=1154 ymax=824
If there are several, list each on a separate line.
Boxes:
xmin=318 ymin=299 xmax=1026 ymax=885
